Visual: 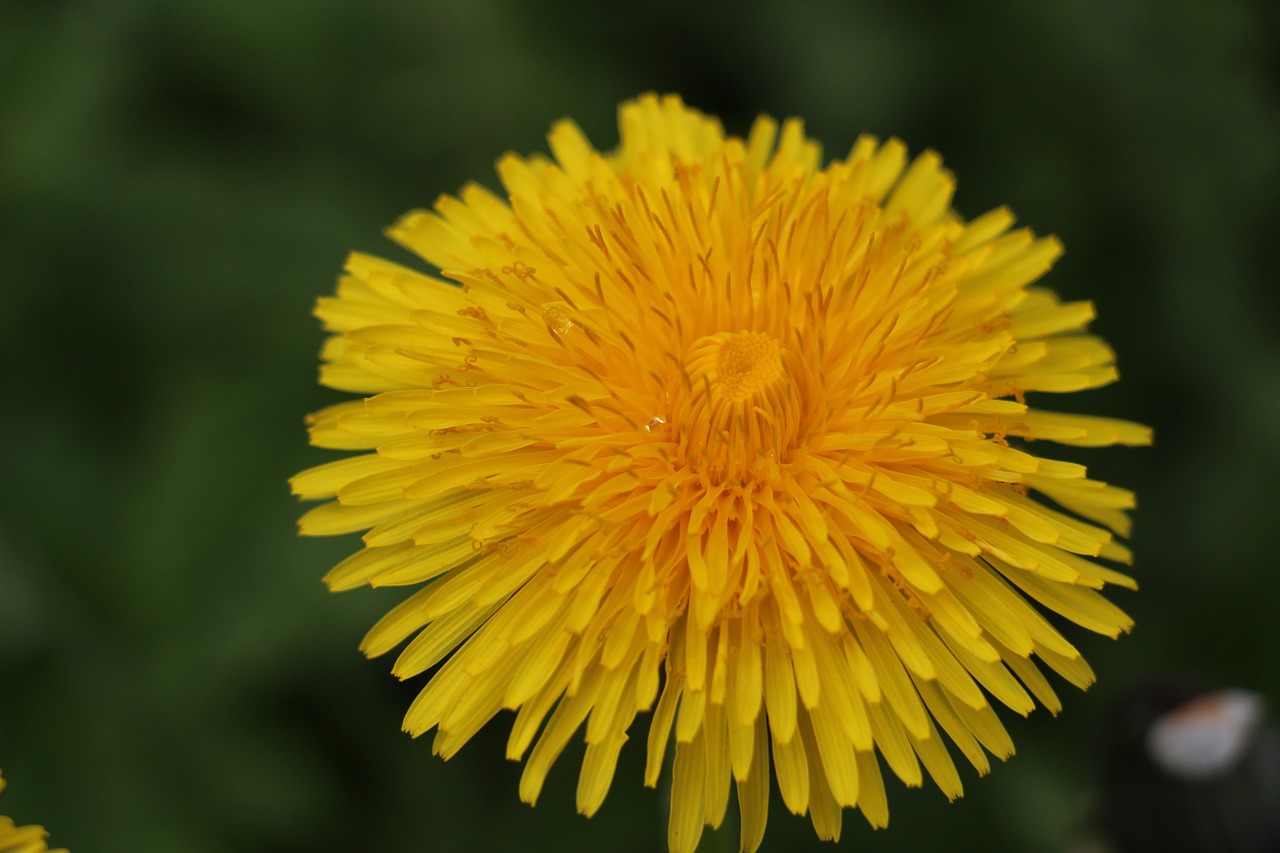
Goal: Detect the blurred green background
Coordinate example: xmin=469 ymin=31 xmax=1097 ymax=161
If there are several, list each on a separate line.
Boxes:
xmin=2 ymin=0 xmax=1278 ymax=850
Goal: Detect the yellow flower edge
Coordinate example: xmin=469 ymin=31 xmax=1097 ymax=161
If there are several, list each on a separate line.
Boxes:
xmin=0 ymin=773 xmax=67 ymax=853
xmin=293 ymin=94 xmax=1150 ymax=852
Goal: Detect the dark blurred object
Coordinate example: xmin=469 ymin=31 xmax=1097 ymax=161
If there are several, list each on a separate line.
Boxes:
xmin=1098 ymin=683 xmax=1280 ymax=853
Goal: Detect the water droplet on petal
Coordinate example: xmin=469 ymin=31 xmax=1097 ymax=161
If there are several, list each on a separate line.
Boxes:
xmin=542 ymin=303 xmax=574 ymax=335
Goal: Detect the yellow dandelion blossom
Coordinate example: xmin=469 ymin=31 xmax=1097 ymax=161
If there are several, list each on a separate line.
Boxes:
xmin=0 ymin=772 xmax=67 ymax=853
xmin=293 ymin=94 xmax=1150 ymax=851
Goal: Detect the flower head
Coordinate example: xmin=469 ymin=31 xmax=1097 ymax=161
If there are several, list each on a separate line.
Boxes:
xmin=0 ymin=772 xmax=67 ymax=853
xmin=293 ymin=94 xmax=1150 ymax=851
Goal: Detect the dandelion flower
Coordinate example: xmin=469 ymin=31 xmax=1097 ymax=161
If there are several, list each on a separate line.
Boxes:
xmin=293 ymin=94 xmax=1150 ymax=851
xmin=0 ymin=772 xmax=67 ymax=853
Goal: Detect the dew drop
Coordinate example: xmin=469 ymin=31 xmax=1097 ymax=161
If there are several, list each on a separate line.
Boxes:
xmin=645 ymin=415 xmax=668 ymax=433
xmin=542 ymin=303 xmax=574 ymax=335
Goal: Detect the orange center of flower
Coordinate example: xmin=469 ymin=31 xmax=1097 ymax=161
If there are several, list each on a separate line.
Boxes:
xmin=680 ymin=330 xmax=793 ymax=481
xmin=711 ymin=331 xmax=783 ymax=401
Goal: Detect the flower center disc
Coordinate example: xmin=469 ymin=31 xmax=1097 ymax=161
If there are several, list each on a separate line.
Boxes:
xmin=680 ymin=331 xmax=790 ymax=479
xmin=714 ymin=331 xmax=783 ymax=402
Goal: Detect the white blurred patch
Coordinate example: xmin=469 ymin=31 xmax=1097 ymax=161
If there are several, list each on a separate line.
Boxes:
xmin=1146 ymin=689 xmax=1264 ymax=781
